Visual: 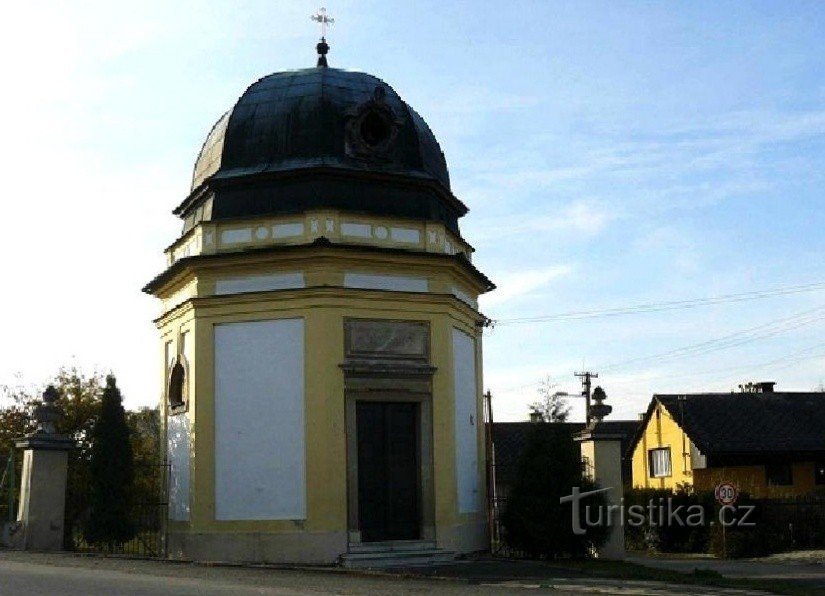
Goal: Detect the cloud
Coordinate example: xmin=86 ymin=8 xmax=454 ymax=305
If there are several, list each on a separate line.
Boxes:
xmin=468 ymin=198 xmax=617 ymax=243
xmin=427 ymin=86 xmax=541 ymax=117
xmin=480 ymin=265 xmax=573 ymax=308
xmin=455 ymin=107 xmax=825 ymax=224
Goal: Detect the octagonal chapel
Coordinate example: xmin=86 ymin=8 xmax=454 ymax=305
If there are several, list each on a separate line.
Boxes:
xmin=144 ymin=41 xmax=494 ymax=564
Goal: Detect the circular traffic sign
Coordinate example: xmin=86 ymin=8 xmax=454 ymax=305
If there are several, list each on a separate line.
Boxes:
xmin=715 ymin=482 xmax=738 ymax=505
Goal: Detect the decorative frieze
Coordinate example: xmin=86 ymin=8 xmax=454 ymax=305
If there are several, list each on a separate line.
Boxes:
xmin=167 ymin=212 xmax=472 ymax=264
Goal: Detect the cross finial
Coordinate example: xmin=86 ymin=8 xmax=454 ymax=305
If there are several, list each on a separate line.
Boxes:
xmin=311 ymin=8 xmax=334 ymax=67
xmin=311 ymin=7 xmax=334 ymax=39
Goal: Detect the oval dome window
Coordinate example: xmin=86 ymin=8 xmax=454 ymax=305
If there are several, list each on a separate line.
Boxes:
xmin=360 ymin=111 xmax=391 ymax=147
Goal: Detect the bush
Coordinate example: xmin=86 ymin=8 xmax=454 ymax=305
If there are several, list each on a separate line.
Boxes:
xmin=708 ymin=495 xmax=777 ymax=558
xmin=624 ymin=488 xmax=825 ymax=558
xmin=624 ymin=487 xmax=714 ymax=553
xmin=501 ymin=425 xmax=610 ymax=558
xmin=709 ymin=495 xmax=825 ymax=558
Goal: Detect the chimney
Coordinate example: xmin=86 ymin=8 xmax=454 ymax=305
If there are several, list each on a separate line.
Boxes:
xmin=739 ymin=381 xmax=776 ymax=393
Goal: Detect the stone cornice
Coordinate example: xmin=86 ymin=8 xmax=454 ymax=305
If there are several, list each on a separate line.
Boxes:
xmin=144 ymin=238 xmax=494 ymax=296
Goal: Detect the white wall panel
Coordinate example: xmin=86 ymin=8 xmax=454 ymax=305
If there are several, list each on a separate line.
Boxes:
xmin=214 ymin=319 xmax=306 ymax=520
xmin=272 ymin=223 xmax=304 ymax=238
xmin=344 ymin=273 xmax=428 ymax=292
xmin=390 ymin=227 xmax=421 ymax=243
xmin=452 ymin=328 xmax=481 ymax=513
xmin=220 ymin=228 xmax=253 ymax=244
xmin=340 ymin=223 xmax=372 ymax=238
xmin=214 ymin=273 xmax=305 ymax=295
xmin=167 ymin=414 xmax=191 ymax=521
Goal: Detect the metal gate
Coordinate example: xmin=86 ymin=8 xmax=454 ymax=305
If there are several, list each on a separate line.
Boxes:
xmin=0 ymin=452 xmax=18 ymax=540
xmin=68 ymin=461 xmax=170 ymax=557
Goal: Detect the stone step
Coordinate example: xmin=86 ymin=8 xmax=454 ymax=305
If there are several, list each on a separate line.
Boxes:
xmin=347 ymin=540 xmax=437 ymax=554
xmin=339 ymin=543 xmax=456 ymax=568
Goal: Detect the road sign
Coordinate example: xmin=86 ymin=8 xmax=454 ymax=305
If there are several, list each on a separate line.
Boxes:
xmin=715 ymin=482 xmax=738 ymax=505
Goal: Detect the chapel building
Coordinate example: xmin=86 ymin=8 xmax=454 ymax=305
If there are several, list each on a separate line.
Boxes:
xmin=144 ymin=40 xmax=494 ymax=564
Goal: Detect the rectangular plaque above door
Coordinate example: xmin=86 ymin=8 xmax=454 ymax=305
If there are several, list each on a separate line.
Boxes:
xmin=344 ymin=319 xmax=429 ymax=361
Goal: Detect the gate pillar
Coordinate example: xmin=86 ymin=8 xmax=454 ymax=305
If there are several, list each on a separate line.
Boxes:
xmin=10 ymin=386 xmax=74 ymax=551
xmin=576 ymin=425 xmax=626 ymax=559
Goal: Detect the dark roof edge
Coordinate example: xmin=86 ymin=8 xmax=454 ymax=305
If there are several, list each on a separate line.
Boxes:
xmin=625 ymin=396 xmax=676 ymax=458
xmin=173 ymin=165 xmax=467 ymax=219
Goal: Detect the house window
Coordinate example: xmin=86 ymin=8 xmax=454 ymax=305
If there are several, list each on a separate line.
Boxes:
xmin=766 ymin=463 xmax=793 ymax=486
xmin=815 ymin=462 xmax=825 ymax=486
xmin=648 ymin=448 xmax=672 ymax=478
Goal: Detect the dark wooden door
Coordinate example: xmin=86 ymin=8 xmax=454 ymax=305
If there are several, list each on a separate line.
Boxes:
xmin=356 ymin=401 xmax=420 ymax=542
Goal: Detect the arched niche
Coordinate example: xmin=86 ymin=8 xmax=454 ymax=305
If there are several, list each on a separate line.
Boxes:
xmin=167 ymin=357 xmax=188 ymax=413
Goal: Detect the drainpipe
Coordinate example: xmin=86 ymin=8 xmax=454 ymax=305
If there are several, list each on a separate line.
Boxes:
xmin=678 ymin=396 xmax=688 ymax=475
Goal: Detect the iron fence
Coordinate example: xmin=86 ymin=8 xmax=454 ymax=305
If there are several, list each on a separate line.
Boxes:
xmin=754 ymin=495 xmax=825 ymax=550
xmin=70 ymin=499 xmax=168 ymax=557
xmin=0 ymin=452 xmax=16 ymax=526
xmin=489 ymin=494 xmax=529 ymax=557
xmin=68 ymin=461 xmax=169 ymax=557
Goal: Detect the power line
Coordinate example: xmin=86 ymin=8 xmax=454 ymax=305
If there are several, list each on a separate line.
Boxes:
xmin=491 ymin=280 xmax=825 ymax=325
xmin=606 ymin=340 xmax=825 ymax=387
xmin=599 ymin=305 xmax=825 ymax=373
xmin=491 ymin=306 xmax=825 ymax=395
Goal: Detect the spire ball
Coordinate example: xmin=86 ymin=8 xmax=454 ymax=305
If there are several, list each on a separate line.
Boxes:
xmin=316 ymin=37 xmax=330 ymax=68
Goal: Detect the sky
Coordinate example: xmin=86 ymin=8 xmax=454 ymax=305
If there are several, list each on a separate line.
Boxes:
xmin=1 ymin=1 xmax=824 ymax=422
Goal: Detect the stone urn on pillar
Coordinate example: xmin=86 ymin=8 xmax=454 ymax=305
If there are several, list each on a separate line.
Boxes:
xmin=9 ymin=385 xmax=75 ymax=550
xmin=575 ymin=390 xmax=625 ymax=560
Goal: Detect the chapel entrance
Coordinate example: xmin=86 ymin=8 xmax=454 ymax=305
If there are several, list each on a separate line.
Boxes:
xmin=356 ymin=401 xmax=420 ymax=542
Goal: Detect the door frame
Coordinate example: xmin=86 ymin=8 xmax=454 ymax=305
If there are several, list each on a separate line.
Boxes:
xmin=345 ymin=389 xmax=435 ymax=545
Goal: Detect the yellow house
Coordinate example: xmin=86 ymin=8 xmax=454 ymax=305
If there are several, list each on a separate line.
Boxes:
xmin=629 ymin=388 xmax=825 ymax=498
xmin=143 ymin=41 xmax=494 ymax=565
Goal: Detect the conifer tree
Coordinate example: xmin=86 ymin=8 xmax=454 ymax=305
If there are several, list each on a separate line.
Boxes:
xmin=84 ymin=374 xmax=135 ymax=548
xmin=501 ymin=426 xmax=609 ymax=558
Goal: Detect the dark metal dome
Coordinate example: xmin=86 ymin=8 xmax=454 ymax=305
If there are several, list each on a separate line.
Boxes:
xmin=179 ymin=67 xmax=465 ymax=233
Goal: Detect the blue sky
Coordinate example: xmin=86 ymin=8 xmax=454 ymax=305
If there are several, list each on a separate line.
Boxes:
xmin=1 ymin=1 xmax=823 ymax=421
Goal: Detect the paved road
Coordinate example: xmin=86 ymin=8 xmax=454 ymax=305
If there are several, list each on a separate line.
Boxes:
xmin=0 ymin=554 xmax=470 ymax=596
xmin=627 ymin=554 xmax=825 ymax=590
xmin=0 ymin=551 xmax=779 ymax=596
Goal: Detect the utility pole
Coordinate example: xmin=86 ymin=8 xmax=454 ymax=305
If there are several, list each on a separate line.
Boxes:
xmin=575 ymin=371 xmax=598 ymax=425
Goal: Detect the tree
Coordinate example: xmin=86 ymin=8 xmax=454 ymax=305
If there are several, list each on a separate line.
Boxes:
xmin=84 ymin=375 xmax=135 ymax=548
xmin=0 ymin=367 xmax=104 ymax=543
xmin=127 ymin=406 xmax=162 ymax=506
xmin=529 ymin=376 xmax=571 ymax=422
xmin=0 ymin=386 xmax=34 ymax=522
xmin=53 ymin=367 xmax=106 ymax=548
xmin=501 ymin=425 xmax=610 ymax=558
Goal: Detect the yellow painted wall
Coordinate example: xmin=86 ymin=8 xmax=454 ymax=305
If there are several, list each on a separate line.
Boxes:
xmin=631 ymin=401 xmax=694 ymax=490
xmin=152 ymin=241 xmax=489 ymax=540
xmin=694 ymin=462 xmax=821 ymax=498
